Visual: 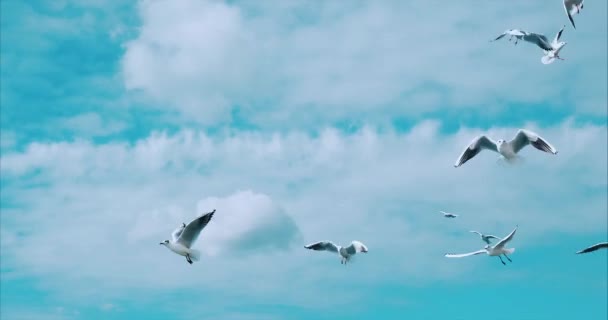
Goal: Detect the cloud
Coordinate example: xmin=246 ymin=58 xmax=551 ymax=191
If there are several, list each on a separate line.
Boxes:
xmin=57 ymin=113 xmax=127 ymax=138
xmin=1 ymin=120 xmax=606 ymax=310
xmin=127 ymin=190 xmax=301 ymax=257
xmin=120 ymin=0 xmax=607 ymax=127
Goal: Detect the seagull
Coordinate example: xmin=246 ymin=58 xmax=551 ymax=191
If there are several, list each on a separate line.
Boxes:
xmin=470 ymin=230 xmax=500 ymax=244
xmin=304 ymin=240 xmax=368 ymax=265
xmin=522 ymin=25 xmax=567 ymax=64
xmin=160 ymin=209 xmax=215 ymax=264
xmin=491 ymin=29 xmax=526 ymax=45
xmin=576 ymin=242 xmax=608 ymax=254
xmin=440 ymin=211 xmax=459 ymax=218
xmin=492 ymin=26 xmax=567 ymax=64
xmin=454 ymin=129 xmax=558 ymax=167
xmin=564 ymin=0 xmax=584 ymax=29
xmin=445 ymin=226 xmax=518 ymax=265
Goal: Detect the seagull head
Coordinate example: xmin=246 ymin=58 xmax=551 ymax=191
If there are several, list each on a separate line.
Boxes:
xmin=484 ymin=244 xmax=491 ymax=250
xmin=159 ymin=240 xmax=169 ymax=246
xmin=497 ymin=139 xmax=505 ymax=145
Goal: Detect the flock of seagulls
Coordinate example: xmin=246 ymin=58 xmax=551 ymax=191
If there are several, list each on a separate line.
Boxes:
xmin=492 ymin=0 xmax=585 ymax=64
xmin=158 ymin=0 xmax=605 ymax=267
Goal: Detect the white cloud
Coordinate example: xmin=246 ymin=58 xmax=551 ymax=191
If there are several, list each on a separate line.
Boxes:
xmin=1 ymin=121 xmax=606 ymax=311
xmin=58 ymin=112 xmax=126 ymax=138
xmin=120 ymin=0 xmax=607 ymax=126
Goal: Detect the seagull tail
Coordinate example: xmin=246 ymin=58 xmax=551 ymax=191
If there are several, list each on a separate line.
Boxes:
xmin=505 ymin=248 xmax=515 ymax=254
xmin=188 ymin=249 xmax=201 ymax=261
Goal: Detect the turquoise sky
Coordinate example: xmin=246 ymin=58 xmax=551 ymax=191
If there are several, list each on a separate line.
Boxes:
xmin=1 ymin=1 xmax=607 ymax=319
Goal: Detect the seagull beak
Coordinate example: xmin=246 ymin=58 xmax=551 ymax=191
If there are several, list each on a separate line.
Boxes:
xmin=159 ymin=242 xmax=164 ymax=245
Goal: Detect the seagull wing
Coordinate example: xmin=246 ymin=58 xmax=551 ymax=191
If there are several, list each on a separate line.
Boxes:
xmin=469 ymin=231 xmax=483 ymax=236
xmin=509 ymin=129 xmax=558 ymax=154
xmin=445 ymin=250 xmax=487 ymax=258
xmin=304 ymin=241 xmax=339 ymax=253
xmin=171 ymin=224 xmax=186 ymax=242
xmin=345 ymin=241 xmax=368 ymax=255
xmin=454 ymin=135 xmax=498 ymax=167
xmin=564 ymin=0 xmax=583 ymax=29
xmin=485 ymin=235 xmax=500 ymax=240
xmin=552 ymin=25 xmax=566 ymax=46
xmin=523 ymin=33 xmax=553 ymax=51
xmin=576 ymin=242 xmax=608 ymax=254
xmin=491 ymin=32 xmax=507 ymax=41
xmin=494 ymin=226 xmax=518 ymax=250
xmin=177 ymin=209 xmax=215 ymax=248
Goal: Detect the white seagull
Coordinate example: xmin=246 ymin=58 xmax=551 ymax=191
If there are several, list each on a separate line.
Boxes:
xmin=523 ymin=25 xmax=567 ymax=64
xmin=304 ymin=240 xmax=368 ymax=265
xmin=445 ymin=226 xmax=518 ymax=265
xmin=576 ymin=242 xmax=608 ymax=254
xmin=160 ymin=209 xmax=215 ymax=264
xmin=454 ymin=129 xmax=558 ymax=168
xmin=491 ymin=29 xmax=526 ymax=45
xmin=492 ymin=26 xmax=567 ymax=64
xmin=470 ymin=230 xmax=500 ymax=244
xmin=440 ymin=211 xmax=459 ymax=219
xmin=564 ymin=0 xmax=584 ymax=29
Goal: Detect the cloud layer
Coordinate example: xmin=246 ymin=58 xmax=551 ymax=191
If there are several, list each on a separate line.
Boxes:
xmin=121 ymin=0 xmax=607 ymax=127
xmin=2 ymin=121 xmax=606 ymax=310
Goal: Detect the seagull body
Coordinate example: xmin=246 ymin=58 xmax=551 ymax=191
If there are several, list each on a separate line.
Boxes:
xmin=564 ymin=0 xmax=584 ymax=29
xmin=492 ymin=26 xmax=567 ymax=64
xmin=491 ymin=29 xmax=526 ymax=45
xmin=470 ymin=230 xmax=500 ymax=244
xmin=446 ymin=226 xmax=518 ymax=265
xmin=454 ymin=129 xmax=558 ymax=168
xmin=304 ymin=240 xmax=368 ymax=265
xmin=440 ymin=211 xmax=459 ymax=218
xmin=576 ymin=242 xmax=608 ymax=254
xmin=160 ymin=209 xmax=215 ymax=264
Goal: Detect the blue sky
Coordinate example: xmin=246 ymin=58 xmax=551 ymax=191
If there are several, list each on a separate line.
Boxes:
xmin=1 ymin=1 xmax=607 ymax=319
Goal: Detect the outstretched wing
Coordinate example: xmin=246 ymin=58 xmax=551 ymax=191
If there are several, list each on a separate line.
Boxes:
xmin=552 ymin=25 xmax=565 ymax=46
xmin=563 ymin=0 xmax=583 ymax=29
xmin=445 ymin=250 xmax=486 ymax=258
xmin=523 ymin=33 xmax=553 ymax=51
xmin=509 ymin=129 xmax=558 ymax=154
xmin=171 ymin=223 xmax=186 ymax=242
xmin=304 ymin=241 xmax=339 ymax=253
xmin=177 ymin=209 xmax=216 ymax=248
xmin=454 ymin=136 xmax=498 ymax=167
xmin=576 ymin=242 xmax=608 ymax=254
xmin=492 ymin=32 xmax=508 ymax=41
xmin=345 ymin=241 xmax=368 ymax=255
xmin=494 ymin=226 xmax=518 ymax=249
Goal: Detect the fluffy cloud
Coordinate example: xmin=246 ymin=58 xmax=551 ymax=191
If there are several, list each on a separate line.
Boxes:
xmin=120 ymin=0 xmax=607 ymax=126
xmin=2 ymin=121 xmax=606 ymax=305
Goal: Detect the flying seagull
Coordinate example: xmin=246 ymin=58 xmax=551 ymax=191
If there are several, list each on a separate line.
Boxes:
xmin=304 ymin=240 xmax=368 ymax=265
xmin=576 ymin=242 xmax=608 ymax=254
xmin=445 ymin=226 xmax=518 ymax=265
xmin=524 ymin=25 xmax=567 ymax=64
xmin=160 ymin=209 xmax=215 ymax=264
xmin=491 ymin=29 xmax=526 ymax=45
xmin=492 ymin=26 xmax=567 ymax=64
xmin=440 ymin=211 xmax=459 ymax=219
xmin=470 ymin=230 xmax=500 ymax=244
xmin=454 ymin=129 xmax=558 ymax=168
xmin=563 ymin=0 xmax=584 ymax=29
